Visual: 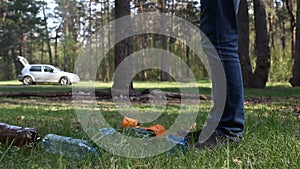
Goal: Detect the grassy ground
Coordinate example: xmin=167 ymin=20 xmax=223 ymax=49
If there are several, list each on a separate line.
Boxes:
xmin=0 ymin=81 xmax=299 ymax=168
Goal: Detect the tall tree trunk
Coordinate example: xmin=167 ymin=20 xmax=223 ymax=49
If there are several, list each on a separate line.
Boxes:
xmin=290 ymin=0 xmax=300 ymax=86
xmin=63 ymin=0 xmax=69 ymax=71
xmin=251 ymin=0 xmax=271 ymax=88
xmin=268 ymin=0 xmax=275 ymax=48
xmin=286 ymin=0 xmax=296 ymax=58
xmin=88 ymin=0 xmax=93 ymax=79
xmin=54 ymin=28 xmax=59 ymax=66
xmin=42 ymin=0 xmax=53 ymax=65
xmin=64 ymin=1 xmax=69 ymax=37
xmin=100 ymin=0 xmax=111 ymax=82
xmin=186 ymin=45 xmax=190 ymax=78
xmin=112 ymin=0 xmax=133 ymax=90
xmin=41 ymin=40 xmax=44 ymax=63
xmin=19 ymin=32 xmax=25 ymax=57
xmin=12 ymin=48 xmax=20 ymax=78
xmin=139 ymin=1 xmax=147 ymax=81
xmin=29 ymin=33 xmax=33 ymax=60
xmin=238 ymin=0 xmax=253 ymax=87
xmin=276 ymin=1 xmax=287 ymax=50
xmin=3 ymin=50 xmax=10 ymax=79
xmin=159 ymin=0 xmax=172 ymax=81
xmin=160 ymin=34 xmax=171 ymax=81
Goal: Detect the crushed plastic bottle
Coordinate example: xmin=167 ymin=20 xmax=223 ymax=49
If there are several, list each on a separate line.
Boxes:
xmin=166 ymin=135 xmax=188 ymax=156
xmin=98 ymin=128 xmax=188 ymax=156
xmin=41 ymin=134 xmax=98 ymax=159
xmin=121 ymin=117 xmax=166 ymax=137
xmin=129 ymin=124 xmax=166 ymax=138
xmin=129 ymin=127 xmax=156 ymax=138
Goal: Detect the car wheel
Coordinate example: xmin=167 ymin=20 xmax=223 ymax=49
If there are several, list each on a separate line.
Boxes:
xmin=60 ymin=77 xmax=70 ymax=85
xmin=23 ymin=76 xmax=33 ymax=85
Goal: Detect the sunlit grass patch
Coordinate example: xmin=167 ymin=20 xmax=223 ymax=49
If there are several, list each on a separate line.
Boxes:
xmin=0 ymin=82 xmax=299 ymax=168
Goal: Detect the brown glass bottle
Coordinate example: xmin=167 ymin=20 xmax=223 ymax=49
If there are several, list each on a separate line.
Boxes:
xmin=0 ymin=123 xmax=41 ymax=147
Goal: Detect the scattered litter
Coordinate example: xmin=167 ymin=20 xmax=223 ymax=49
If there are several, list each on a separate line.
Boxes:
xmin=0 ymin=116 xmax=188 ymax=158
xmin=0 ymin=123 xmax=41 ymax=147
xmin=122 ymin=116 xmax=141 ymax=128
xmin=16 ymin=116 xmax=25 ymax=120
xmin=41 ymin=134 xmax=98 ymax=159
xmin=166 ymin=135 xmax=188 ymax=156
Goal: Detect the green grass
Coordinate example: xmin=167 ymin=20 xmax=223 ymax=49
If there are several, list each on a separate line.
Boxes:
xmin=245 ymin=82 xmax=300 ymax=97
xmin=0 ymin=81 xmax=299 ymax=168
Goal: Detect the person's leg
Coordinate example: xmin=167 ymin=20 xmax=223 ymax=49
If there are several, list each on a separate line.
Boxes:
xmin=200 ymin=0 xmax=244 ymax=141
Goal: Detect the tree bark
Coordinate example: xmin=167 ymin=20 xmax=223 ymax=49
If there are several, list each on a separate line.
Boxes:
xmin=276 ymin=1 xmax=287 ymax=50
xmin=251 ymin=0 xmax=271 ymax=88
xmin=54 ymin=27 xmax=59 ymax=67
xmin=268 ymin=0 xmax=275 ymax=48
xmin=19 ymin=32 xmax=25 ymax=57
xmin=0 ymin=90 xmax=207 ymax=100
xmin=42 ymin=0 xmax=53 ymax=65
xmin=139 ymin=2 xmax=147 ymax=81
xmin=159 ymin=0 xmax=172 ymax=81
xmin=12 ymin=48 xmax=21 ymax=78
xmin=112 ymin=0 xmax=133 ymax=90
xmin=3 ymin=50 xmax=10 ymax=80
xmin=286 ymin=0 xmax=296 ymax=59
xmin=238 ymin=0 xmax=253 ymax=87
xmin=290 ymin=0 xmax=300 ymax=86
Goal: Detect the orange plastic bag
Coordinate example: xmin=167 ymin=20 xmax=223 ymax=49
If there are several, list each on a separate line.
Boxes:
xmin=122 ymin=117 xmax=166 ymax=136
xmin=140 ymin=124 xmax=166 ymax=136
xmin=122 ymin=117 xmax=141 ymax=128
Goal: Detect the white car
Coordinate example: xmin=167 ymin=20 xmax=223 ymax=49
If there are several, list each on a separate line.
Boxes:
xmin=17 ymin=56 xmax=80 ymax=85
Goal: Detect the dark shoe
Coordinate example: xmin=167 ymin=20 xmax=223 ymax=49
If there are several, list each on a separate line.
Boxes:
xmin=194 ymin=133 xmax=233 ymax=149
xmin=177 ymin=129 xmax=202 ymax=143
xmin=178 ymin=130 xmax=239 ymax=149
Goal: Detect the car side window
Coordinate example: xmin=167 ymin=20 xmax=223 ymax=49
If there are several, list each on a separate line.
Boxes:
xmin=29 ymin=66 xmax=42 ymax=72
xmin=44 ymin=66 xmax=54 ymax=72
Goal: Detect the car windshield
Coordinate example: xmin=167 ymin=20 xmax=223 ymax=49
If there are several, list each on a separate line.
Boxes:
xmin=55 ymin=67 xmax=62 ymax=72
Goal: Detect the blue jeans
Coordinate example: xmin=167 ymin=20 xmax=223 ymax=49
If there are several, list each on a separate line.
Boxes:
xmin=200 ymin=0 xmax=244 ymax=139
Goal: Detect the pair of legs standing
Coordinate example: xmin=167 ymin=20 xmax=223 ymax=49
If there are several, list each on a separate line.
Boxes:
xmin=197 ymin=0 xmax=244 ymax=145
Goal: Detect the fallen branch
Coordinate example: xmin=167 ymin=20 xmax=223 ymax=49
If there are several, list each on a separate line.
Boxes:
xmin=0 ymin=89 xmax=207 ymax=100
xmin=0 ymin=91 xmax=72 ymax=97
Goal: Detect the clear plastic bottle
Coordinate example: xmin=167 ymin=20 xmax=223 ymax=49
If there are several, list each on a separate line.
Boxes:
xmin=99 ymin=128 xmax=116 ymax=135
xmin=129 ymin=127 xmax=156 ymax=138
xmin=41 ymin=134 xmax=98 ymax=159
xmin=98 ymin=128 xmax=188 ymax=156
